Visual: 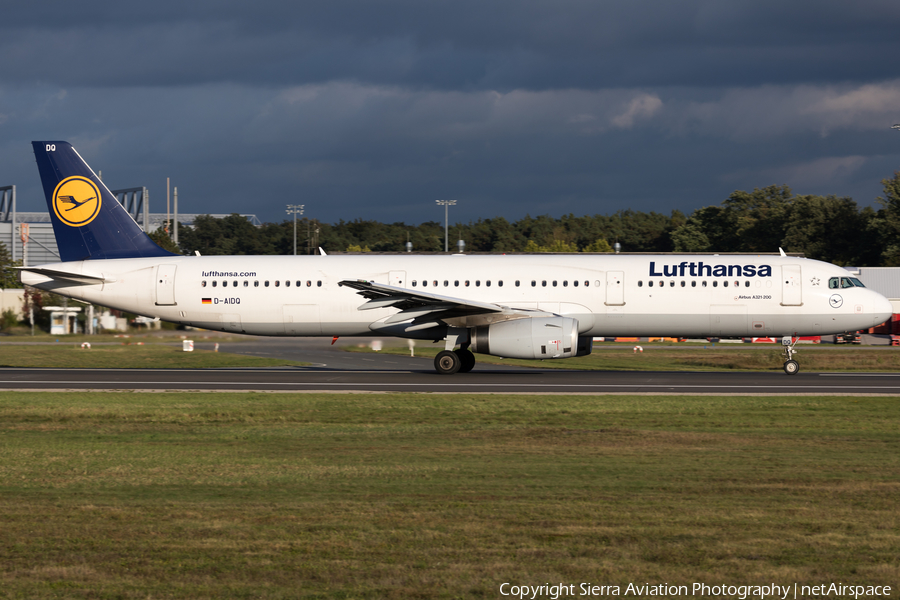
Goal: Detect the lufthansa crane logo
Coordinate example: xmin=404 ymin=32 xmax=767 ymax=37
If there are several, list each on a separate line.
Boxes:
xmin=829 ymin=294 xmax=843 ymax=309
xmin=52 ymin=176 xmax=102 ymax=227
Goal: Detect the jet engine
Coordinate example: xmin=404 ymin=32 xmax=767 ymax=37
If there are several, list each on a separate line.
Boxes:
xmin=469 ymin=316 xmax=592 ymax=360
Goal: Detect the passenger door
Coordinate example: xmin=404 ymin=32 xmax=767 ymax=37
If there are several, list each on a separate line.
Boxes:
xmin=781 ymin=265 xmax=802 ymax=306
xmin=155 ymin=264 xmax=177 ymax=306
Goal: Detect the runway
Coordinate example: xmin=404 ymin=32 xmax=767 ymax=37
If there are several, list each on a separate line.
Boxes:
xmin=1 ymin=337 xmax=898 ymax=394
xmin=2 ymin=366 xmax=900 ymax=394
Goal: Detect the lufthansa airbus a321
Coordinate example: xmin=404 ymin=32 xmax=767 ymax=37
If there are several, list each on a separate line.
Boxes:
xmin=20 ymin=141 xmax=893 ymax=374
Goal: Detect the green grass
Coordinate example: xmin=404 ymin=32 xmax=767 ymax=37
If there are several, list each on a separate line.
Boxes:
xmin=0 ymin=392 xmax=897 ymax=598
xmin=348 ymin=342 xmax=900 ymax=371
xmin=0 ymin=344 xmax=303 ymax=369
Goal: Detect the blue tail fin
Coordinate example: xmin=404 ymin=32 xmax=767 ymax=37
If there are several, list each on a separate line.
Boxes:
xmin=32 ymin=141 xmax=176 ymax=262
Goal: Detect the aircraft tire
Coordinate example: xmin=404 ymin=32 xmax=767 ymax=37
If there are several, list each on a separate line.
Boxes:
xmin=783 ymin=360 xmax=800 ymax=375
xmin=435 ymin=350 xmax=461 ymax=375
xmin=455 ymin=348 xmax=476 ymax=373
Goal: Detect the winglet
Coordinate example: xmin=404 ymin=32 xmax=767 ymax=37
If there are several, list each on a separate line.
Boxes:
xmin=779 ymin=247 xmax=787 ymax=257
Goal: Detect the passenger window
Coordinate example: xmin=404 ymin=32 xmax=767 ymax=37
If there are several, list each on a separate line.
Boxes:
xmin=444 ymin=281 xmax=449 ymax=287
xmin=412 ymin=281 xmax=417 ymax=287
xmin=286 ymin=281 xmax=291 ymax=287
xmin=669 ymin=281 xmax=674 ymax=287
xmin=515 ymin=281 xmax=520 ymax=287
xmin=433 ymin=280 xmax=438 ymax=287
xmin=702 ymin=281 xmax=707 ymax=287
xmin=254 ymin=281 xmax=259 ymax=287
xmin=422 ymin=280 xmax=427 ymax=287
xmin=531 ymin=281 xmax=536 ymax=287
xmin=563 ymin=281 xmax=568 ymax=287
xmin=455 ymin=281 xmax=459 ymax=287
xmin=296 ymin=281 xmax=301 ymax=287
xmin=691 ymin=281 xmax=696 ymax=287
xmin=542 ymin=281 xmax=547 ymax=287
xmin=723 ymin=281 xmax=728 ymax=287
xmin=212 ymin=281 xmax=217 ymax=288
xmin=680 ymin=281 xmax=685 ymax=287
xmin=317 ymin=281 xmax=322 ymax=287
xmin=574 ymin=280 xmax=579 ymax=287
xmin=275 ymin=281 xmax=280 ymax=287
xmin=486 ymin=281 xmax=491 ymax=287
xmin=465 ymin=281 xmax=470 ymax=287
xmin=244 ymin=281 xmax=249 ymax=287
xmin=233 ymin=281 xmax=238 ymax=287
xmin=476 ymin=281 xmax=481 ymax=287
xmin=498 ymin=281 xmax=503 ymax=287
xmin=307 ymin=281 xmax=311 ymax=287
xmin=585 ymin=281 xmax=590 ymax=287
xmin=222 ymin=281 xmax=226 ymax=287
xmin=265 ymin=281 xmax=270 ymax=287
xmin=638 ymin=281 xmax=643 ymax=287
xmin=713 ymin=281 xmax=718 ymax=287
xmin=552 ymin=281 xmax=557 ymax=287
xmin=649 ymin=281 xmax=654 ymax=288
xmin=744 ymin=281 xmax=749 ymax=287
xmin=202 ymin=281 xmax=207 ymax=287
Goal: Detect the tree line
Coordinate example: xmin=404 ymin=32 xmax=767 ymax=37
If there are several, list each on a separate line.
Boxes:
xmin=2 ymin=171 xmax=899 ymax=292
xmin=152 ymin=171 xmax=900 ymax=267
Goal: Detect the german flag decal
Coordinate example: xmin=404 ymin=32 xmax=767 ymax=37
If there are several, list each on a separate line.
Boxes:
xmin=201 ymin=298 xmax=212 ymax=304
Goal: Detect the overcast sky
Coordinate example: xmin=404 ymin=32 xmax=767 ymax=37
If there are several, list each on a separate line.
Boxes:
xmin=2 ymin=0 xmax=900 ymax=226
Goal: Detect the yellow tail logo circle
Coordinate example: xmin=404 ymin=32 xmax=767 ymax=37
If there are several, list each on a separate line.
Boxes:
xmin=52 ymin=176 xmax=102 ymax=227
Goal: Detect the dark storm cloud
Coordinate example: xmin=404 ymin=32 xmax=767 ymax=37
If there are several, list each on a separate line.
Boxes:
xmin=1 ymin=0 xmax=899 ymax=227
xmin=3 ymin=1 xmax=900 ymax=89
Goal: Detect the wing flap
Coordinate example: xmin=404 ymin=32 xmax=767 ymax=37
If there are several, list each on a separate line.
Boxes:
xmin=338 ymin=279 xmax=503 ymax=315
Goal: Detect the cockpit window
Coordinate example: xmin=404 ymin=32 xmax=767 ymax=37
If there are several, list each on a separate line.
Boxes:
xmin=830 ymin=276 xmax=865 ymax=289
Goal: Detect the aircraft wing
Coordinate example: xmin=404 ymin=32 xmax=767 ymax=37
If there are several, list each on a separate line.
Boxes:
xmin=338 ymin=279 xmax=505 ymax=326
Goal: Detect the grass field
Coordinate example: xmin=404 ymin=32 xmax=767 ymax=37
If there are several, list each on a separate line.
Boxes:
xmin=348 ymin=342 xmax=900 ymax=372
xmin=0 ymin=392 xmax=897 ymax=598
xmin=0 ymin=343 xmax=303 ymax=369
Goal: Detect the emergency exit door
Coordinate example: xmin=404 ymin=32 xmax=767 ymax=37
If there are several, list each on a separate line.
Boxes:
xmin=606 ymin=271 xmax=625 ymax=305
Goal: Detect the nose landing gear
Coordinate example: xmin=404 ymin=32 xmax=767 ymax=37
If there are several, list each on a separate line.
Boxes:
xmin=782 ymin=336 xmax=799 ymax=375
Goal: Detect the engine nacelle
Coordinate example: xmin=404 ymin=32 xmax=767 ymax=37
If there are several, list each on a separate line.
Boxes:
xmin=469 ymin=316 xmax=582 ymax=360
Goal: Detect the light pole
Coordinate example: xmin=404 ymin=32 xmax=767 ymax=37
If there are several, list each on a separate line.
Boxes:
xmin=435 ymin=200 xmax=457 ymax=252
xmin=286 ymin=204 xmax=304 ymax=255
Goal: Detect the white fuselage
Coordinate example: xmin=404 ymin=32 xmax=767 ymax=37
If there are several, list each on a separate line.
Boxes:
xmin=22 ymin=254 xmax=893 ymax=339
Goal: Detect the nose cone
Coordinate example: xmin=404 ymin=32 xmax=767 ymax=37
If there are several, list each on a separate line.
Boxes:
xmin=872 ymin=293 xmax=894 ymax=327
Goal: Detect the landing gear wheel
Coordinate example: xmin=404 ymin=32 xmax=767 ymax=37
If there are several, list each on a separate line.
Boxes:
xmin=455 ymin=348 xmax=476 ymax=373
xmin=435 ymin=350 xmax=461 ymax=375
xmin=783 ymin=360 xmax=800 ymax=375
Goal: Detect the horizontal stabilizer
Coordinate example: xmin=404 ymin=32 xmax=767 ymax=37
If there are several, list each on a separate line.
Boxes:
xmin=17 ymin=266 xmax=114 ymax=285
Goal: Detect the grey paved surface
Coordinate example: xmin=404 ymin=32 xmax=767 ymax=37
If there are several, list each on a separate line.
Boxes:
xmin=1 ymin=336 xmax=898 ymax=393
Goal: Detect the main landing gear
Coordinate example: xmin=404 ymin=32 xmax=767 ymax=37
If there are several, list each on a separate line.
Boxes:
xmin=434 ymin=348 xmax=476 ymax=375
xmin=781 ymin=336 xmax=799 ymax=375
xmin=434 ymin=327 xmax=477 ymax=375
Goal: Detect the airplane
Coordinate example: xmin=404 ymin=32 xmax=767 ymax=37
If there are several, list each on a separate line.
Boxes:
xmin=19 ymin=141 xmax=894 ymax=375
